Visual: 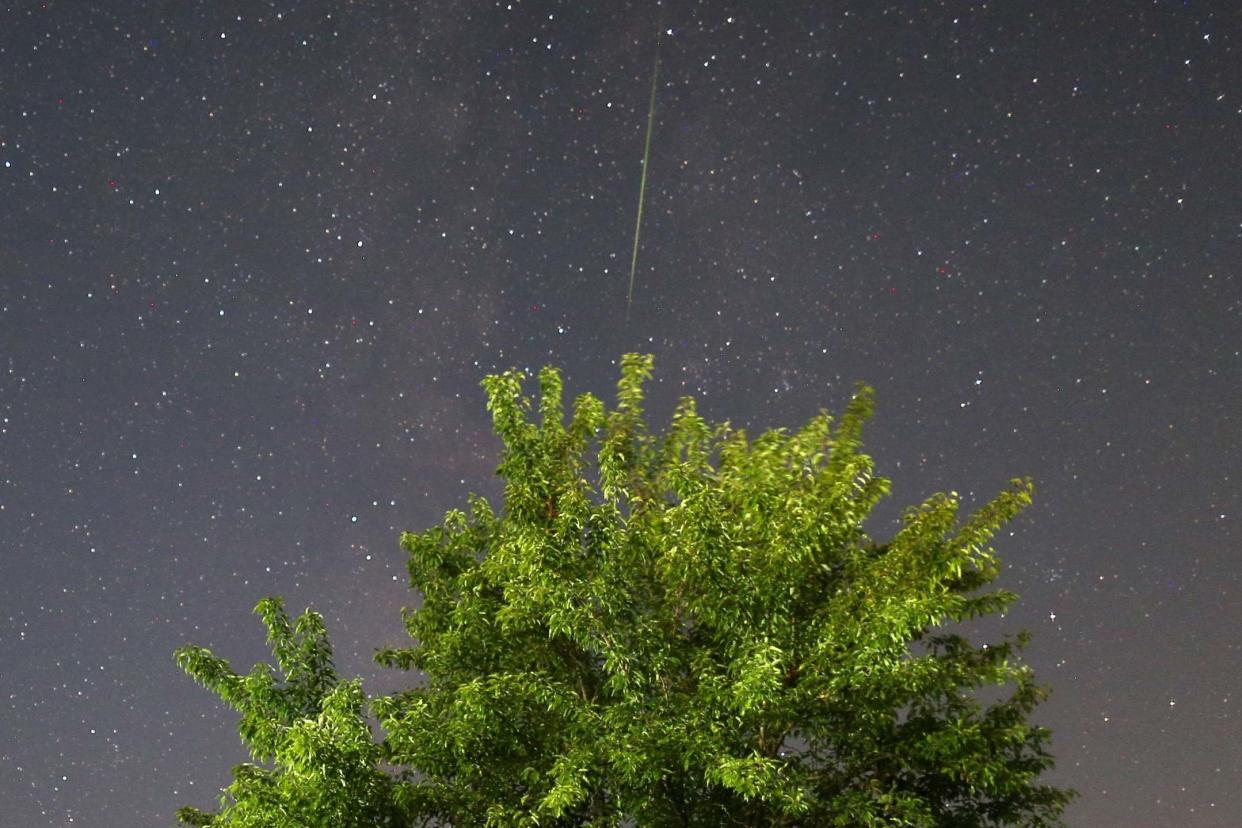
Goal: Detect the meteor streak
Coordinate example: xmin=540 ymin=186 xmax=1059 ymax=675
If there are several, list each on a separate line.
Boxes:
xmin=626 ymin=3 xmax=665 ymax=324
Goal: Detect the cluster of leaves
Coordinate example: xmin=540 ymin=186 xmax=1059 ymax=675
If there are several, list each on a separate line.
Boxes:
xmin=174 ymin=600 xmax=403 ymax=827
xmin=176 ymin=354 xmax=1074 ymax=826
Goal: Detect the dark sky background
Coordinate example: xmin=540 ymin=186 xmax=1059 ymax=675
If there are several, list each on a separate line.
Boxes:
xmin=1 ymin=1 xmax=1238 ymax=825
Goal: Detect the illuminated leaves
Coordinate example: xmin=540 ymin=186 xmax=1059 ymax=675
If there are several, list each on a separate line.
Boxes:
xmin=175 ymin=354 xmax=1073 ymax=827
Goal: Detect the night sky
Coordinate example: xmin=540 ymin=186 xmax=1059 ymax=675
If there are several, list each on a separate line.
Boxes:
xmin=2 ymin=1 xmax=1238 ymax=825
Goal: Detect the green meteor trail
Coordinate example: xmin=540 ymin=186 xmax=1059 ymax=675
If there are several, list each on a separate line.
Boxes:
xmin=626 ymin=4 xmax=665 ymax=323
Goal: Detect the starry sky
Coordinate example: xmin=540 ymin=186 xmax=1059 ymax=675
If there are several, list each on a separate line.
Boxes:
xmin=1 ymin=1 xmax=1238 ymax=825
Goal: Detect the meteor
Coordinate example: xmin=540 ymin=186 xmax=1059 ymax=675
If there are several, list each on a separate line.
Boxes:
xmin=626 ymin=3 xmax=665 ymax=323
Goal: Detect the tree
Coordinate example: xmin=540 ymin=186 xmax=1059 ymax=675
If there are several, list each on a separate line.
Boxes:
xmin=176 ymin=353 xmax=1074 ymax=826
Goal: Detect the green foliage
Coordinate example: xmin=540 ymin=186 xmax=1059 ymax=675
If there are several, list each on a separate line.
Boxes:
xmin=173 ymin=600 xmax=405 ymax=827
xmin=176 ymin=354 xmax=1074 ymax=826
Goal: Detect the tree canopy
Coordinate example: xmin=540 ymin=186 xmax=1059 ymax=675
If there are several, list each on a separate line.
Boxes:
xmin=175 ymin=353 xmax=1074 ymax=826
